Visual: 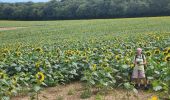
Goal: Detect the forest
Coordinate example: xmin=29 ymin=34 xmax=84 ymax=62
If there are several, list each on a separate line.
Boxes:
xmin=0 ymin=0 xmax=170 ymax=20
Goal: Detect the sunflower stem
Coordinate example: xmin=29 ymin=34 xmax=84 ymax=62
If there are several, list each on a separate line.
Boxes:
xmin=37 ymin=92 xmax=39 ymax=100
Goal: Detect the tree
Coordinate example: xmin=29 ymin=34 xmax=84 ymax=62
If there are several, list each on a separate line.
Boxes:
xmin=0 ymin=0 xmax=170 ymax=20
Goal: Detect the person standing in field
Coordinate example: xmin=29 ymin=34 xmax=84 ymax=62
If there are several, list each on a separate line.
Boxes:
xmin=132 ymin=48 xmax=148 ymax=90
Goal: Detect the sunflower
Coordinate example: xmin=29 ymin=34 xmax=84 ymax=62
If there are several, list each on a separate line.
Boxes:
xmin=115 ymin=54 xmax=121 ymax=61
xmin=126 ymin=45 xmax=131 ymax=49
xmin=64 ymin=59 xmax=70 ymax=63
xmin=151 ymin=95 xmax=158 ymax=100
xmin=138 ymin=43 xmax=143 ymax=47
xmin=3 ymin=48 xmax=10 ymax=54
xmin=167 ymin=47 xmax=170 ymax=54
xmin=163 ymin=51 xmax=168 ymax=56
xmin=15 ymin=51 xmax=22 ymax=57
xmin=164 ymin=54 xmax=170 ymax=62
xmin=101 ymin=62 xmax=109 ymax=67
xmin=82 ymin=52 xmax=87 ymax=57
xmin=75 ymin=50 xmax=80 ymax=55
xmin=93 ymin=48 xmax=98 ymax=51
xmin=6 ymin=86 xmax=16 ymax=96
xmin=124 ymin=58 xmax=130 ymax=65
xmin=35 ymin=61 xmax=41 ymax=68
xmin=156 ymin=37 xmax=160 ymax=40
xmin=12 ymin=76 xmax=17 ymax=86
xmin=35 ymin=47 xmax=43 ymax=53
xmin=65 ymin=50 xmax=74 ymax=56
xmin=145 ymin=51 xmax=152 ymax=57
xmin=128 ymin=50 xmax=133 ymax=56
xmin=56 ymin=48 xmax=62 ymax=54
xmin=36 ymin=72 xmax=45 ymax=83
xmin=130 ymin=64 xmax=134 ymax=68
xmin=2 ymin=53 xmax=6 ymax=57
xmin=92 ymin=64 xmax=97 ymax=71
xmin=154 ymin=49 xmax=160 ymax=55
xmin=0 ymin=72 xmax=5 ymax=79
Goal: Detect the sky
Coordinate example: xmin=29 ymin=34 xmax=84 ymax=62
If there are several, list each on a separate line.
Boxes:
xmin=0 ymin=0 xmax=49 ymax=2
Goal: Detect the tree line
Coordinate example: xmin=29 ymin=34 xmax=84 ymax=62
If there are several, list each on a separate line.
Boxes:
xmin=0 ymin=0 xmax=170 ymax=20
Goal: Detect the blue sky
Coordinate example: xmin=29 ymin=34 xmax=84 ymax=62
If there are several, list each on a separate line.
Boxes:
xmin=0 ymin=0 xmax=49 ymax=2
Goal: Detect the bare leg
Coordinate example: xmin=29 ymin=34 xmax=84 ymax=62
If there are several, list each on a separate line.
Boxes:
xmin=132 ymin=78 xmax=138 ymax=84
xmin=137 ymin=78 xmax=141 ymax=87
xmin=132 ymin=78 xmax=140 ymax=89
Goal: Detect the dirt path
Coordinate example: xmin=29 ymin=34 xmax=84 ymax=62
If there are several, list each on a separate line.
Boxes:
xmin=0 ymin=27 xmax=26 ymax=31
xmin=11 ymin=82 xmax=156 ymax=100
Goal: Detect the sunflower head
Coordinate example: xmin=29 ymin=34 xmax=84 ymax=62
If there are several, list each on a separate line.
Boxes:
xmin=164 ymin=47 xmax=170 ymax=54
xmin=130 ymin=64 xmax=134 ymax=68
xmin=115 ymin=54 xmax=121 ymax=61
xmin=138 ymin=43 xmax=142 ymax=47
xmin=35 ymin=61 xmax=41 ymax=68
xmin=167 ymin=47 xmax=170 ymax=54
xmin=15 ymin=51 xmax=22 ymax=57
xmin=126 ymin=46 xmax=131 ymax=49
xmin=101 ymin=62 xmax=109 ymax=67
xmin=91 ymin=64 xmax=97 ymax=71
xmin=36 ymin=72 xmax=45 ymax=83
xmin=164 ymin=55 xmax=170 ymax=62
xmin=129 ymin=50 xmax=133 ymax=56
xmin=154 ymin=49 xmax=160 ymax=55
xmin=35 ymin=47 xmax=43 ymax=53
xmin=2 ymin=53 xmax=7 ymax=57
xmin=64 ymin=59 xmax=70 ymax=63
xmin=12 ymin=76 xmax=17 ymax=86
xmin=81 ymin=52 xmax=87 ymax=57
xmin=163 ymin=51 xmax=168 ymax=56
xmin=3 ymin=48 xmax=10 ymax=54
xmin=0 ymin=72 xmax=5 ymax=79
xmin=75 ymin=50 xmax=80 ymax=55
xmin=56 ymin=48 xmax=62 ymax=54
xmin=151 ymin=95 xmax=158 ymax=100
xmin=124 ymin=58 xmax=130 ymax=65
xmin=145 ymin=51 xmax=152 ymax=57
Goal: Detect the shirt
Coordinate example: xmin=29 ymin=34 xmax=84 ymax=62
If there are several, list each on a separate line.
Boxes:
xmin=134 ymin=54 xmax=146 ymax=71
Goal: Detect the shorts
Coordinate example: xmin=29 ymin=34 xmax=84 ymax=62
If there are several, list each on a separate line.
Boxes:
xmin=132 ymin=69 xmax=145 ymax=79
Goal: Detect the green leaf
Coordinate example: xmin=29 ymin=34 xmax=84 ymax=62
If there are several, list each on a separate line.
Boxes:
xmin=154 ymin=71 xmax=160 ymax=75
xmin=106 ymin=73 xmax=112 ymax=79
xmin=42 ymin=82 xmax=48 ymax=87
xmin=124 ymin=82 xmax=132 ymax=90
xmin=90 ymin=80 xmax=95 ymax=85
xmin=122 ymin=65 xmax=129 ymax=69
xmin=147 ymin=76 xmax=154 ymax=80
xmin=92 ymin=72 xmax=98 ymax=77
xmin=15 ymin=67 xmax=21 ymax=71
xmin=33 ymin=85 xmax=41 ymax=92
xmin=133 ymin=88 xmax=138 ymax=94
xmin=2 ymin=96 xmax=10 ymax=100
xmin=153 ymin=86 xmax=162 ymax=91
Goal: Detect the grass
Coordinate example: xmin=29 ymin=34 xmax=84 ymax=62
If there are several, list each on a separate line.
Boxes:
xmin=1 ymin=16 xmax=170 ymax=50
xmin=67 ymin=89 xmax=75 ymax=95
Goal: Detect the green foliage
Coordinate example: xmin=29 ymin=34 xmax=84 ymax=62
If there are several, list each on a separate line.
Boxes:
xmin=0 ymin=0 xmax=170 ymax=20
xmin=95 ymin=93 xmax=103 ymax=100
xmin=56 ymin=95 xmax=64 ymax=100
xmin=67 ymin=89 xmax=75 ymax=95
xmin=80 ymin=89 xmax=92 ymax=99
xmin=0 ymin=18 xmax=170 ymax=99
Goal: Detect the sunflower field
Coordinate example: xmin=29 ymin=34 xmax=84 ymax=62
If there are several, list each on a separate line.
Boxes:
xmin=0 ymin=17 xmax=170 ymax=99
